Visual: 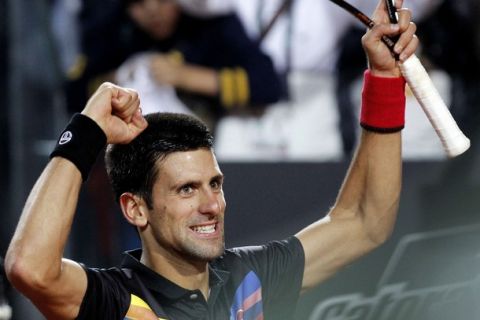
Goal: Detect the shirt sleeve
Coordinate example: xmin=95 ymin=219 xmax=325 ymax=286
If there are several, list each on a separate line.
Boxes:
xmin=231 ymin=236 xmax=305 ymax=318
xmin=214 ymin=13 xmax=283 ymax=107
xmin=75 ymin=266 xmax=130 ymax=320
xmin=180 ymin=13 xmax=284 ymax=108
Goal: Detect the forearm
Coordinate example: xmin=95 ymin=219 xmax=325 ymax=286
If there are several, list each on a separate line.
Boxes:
xmin=298 ymin=71 xmax=406 ymax=293
xmin=333 ymin=69 xmax=405 ymax=243
xmin=175 ymin=64 xmax=219 ymax=96
xmin=175 ymin=64 xmax=256 ymax=109
xmin=5 ymin=158 xmax=82 ymax=285
xmin=299 ymin=72 xmax=404 ymax=288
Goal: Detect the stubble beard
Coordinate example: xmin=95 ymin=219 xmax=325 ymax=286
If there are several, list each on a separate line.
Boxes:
xmin=182 ymin=232 xmax=225 ymax=262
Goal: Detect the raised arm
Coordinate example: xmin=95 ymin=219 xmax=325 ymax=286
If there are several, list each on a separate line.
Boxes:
xmin=296 ymin=0 xmax=418 ymax=291
xmin=4 ymin=83 xmax=147 ymax=319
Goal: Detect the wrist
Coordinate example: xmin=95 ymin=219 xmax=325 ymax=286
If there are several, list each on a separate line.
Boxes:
xmin=360 ymin=70 xmax=406 ymax=133
xmin=50 ymin=113 xmax=107 ymax=181
xmin=369 ymin=66 xmax=402 ymax=78
xmin=80 ymin=110 xmax=105 ymax=131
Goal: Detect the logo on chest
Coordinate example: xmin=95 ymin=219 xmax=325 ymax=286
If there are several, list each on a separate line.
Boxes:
xmin=230 ymin=271 xmax=264 ymax=320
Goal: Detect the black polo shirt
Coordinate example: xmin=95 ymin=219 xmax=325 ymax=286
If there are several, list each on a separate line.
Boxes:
xmin=76 ymin=236 xmax=304 ymax=319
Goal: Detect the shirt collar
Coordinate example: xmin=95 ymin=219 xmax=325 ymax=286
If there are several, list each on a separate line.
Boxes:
xmin=121 ymin=249 xmax=230 ymax=300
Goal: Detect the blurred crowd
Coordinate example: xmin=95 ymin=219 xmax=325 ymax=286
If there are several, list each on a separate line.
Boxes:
xmin=1 ymin=0 xmax=479 ymax=162
xmin=45 ymin=0 xmax=478 ymax=161
xmin=63 ymin=0 xmax=284 ymax=126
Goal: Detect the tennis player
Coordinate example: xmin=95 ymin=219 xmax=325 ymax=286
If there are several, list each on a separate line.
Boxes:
xmin=5 ymin=0 xmax=417 ymax=318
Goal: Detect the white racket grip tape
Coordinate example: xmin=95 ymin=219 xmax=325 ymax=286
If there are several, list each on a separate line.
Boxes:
xmin=400 ymin=55 xmax=470 ymax=157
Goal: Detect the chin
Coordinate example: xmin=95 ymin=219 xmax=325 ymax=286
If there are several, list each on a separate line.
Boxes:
xmin=188 ymin=242 xmax=225 ymax=262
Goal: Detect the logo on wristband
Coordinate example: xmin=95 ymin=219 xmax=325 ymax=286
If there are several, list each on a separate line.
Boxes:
xmin=59 ymin=131 xmax=73 ymax=145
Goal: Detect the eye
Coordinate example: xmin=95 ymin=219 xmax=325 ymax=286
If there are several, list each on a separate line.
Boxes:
xmin=210 ymin=178 xmax=223 ymax=191
xmin=179 ymin=184 xmax=194 ymax=195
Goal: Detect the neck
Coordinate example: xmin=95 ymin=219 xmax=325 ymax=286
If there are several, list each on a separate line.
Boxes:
xmin=140 ymin=244 xmax=211 ymax=299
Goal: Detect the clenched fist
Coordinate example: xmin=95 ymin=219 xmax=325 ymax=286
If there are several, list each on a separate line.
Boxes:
xmin=81 ymin=82 xmax=148 ymax=144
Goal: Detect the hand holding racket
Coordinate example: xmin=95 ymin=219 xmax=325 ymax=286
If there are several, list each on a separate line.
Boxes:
xmin=330 ymin=0 xmax=470 ymax=157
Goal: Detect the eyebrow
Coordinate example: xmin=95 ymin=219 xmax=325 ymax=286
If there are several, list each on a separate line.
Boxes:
xmin=171 ymin=173 xmax=224 ymax=190
xmin=211 ymin=174 xmax=225 ymax=182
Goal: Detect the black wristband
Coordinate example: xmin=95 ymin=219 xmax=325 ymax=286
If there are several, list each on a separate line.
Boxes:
xmin=50 ymin=113 xmax=107 ymax=181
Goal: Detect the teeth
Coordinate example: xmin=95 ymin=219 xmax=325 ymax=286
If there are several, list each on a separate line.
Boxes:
xmin=192 ymin=224 xmax=216 ymax=234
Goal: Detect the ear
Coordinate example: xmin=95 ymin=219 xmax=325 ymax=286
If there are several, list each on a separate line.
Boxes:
xmin=119 ymin=192 xmax=149 ymax=228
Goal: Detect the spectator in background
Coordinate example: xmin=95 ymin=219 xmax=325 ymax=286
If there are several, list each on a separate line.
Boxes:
xmin=179 ymin=0 xmax=440 ymax=75
xmin=180 ymin=0 xmax=443 ymax=160
xmin=66 ymin=0 xmax=283 ymax=128
xmin=418 ymin=0 xmax=480 ymax=138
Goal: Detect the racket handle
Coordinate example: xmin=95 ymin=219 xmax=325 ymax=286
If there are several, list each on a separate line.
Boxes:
xmin=400 ymin=55 xmax=471 ymax=157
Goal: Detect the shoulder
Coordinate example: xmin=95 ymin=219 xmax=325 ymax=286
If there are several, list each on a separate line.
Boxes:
xmin=216 ymin=236 xmax=304 ymax=270
xmin=76 ymin=266 xmax=131 ymax=320
xmin=227 ymin=236 xmax=304 ymax=258
xmin=83 ymin=266 xmax=127 ymax=286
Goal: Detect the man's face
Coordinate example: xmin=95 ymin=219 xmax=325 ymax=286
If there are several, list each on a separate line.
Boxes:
xmin=147 ymin=148 xmax=226 ymax=262
xmin=127 ymin=0 xmax=181 ymax=40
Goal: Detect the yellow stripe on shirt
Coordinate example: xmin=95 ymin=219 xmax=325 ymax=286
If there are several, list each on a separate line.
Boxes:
xmin=124 ymin=294 xmax=167 ymax=320
xmin=234 ymin=67 xmax=250 ymax=107
xmin=219 ymin=68 xmax=235 ymax=109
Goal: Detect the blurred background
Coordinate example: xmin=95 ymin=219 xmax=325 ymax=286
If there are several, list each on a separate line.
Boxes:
xmin=1 ymin=0 xmax=480 ymax=319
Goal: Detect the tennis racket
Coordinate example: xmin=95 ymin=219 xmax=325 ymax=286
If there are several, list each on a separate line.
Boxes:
xmin=329 ymin=0 xmax=470 ymax=157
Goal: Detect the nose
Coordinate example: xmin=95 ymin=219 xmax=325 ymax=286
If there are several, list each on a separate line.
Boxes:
xmin=198 ymin=189 xmax=222 ymax=216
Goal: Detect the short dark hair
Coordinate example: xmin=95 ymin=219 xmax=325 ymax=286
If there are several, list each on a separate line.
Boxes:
xmin=105 ymin=112 xmax=214 ymax=208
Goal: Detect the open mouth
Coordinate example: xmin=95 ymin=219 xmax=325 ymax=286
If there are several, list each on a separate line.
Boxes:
xmin=190 ymin=223 xmax=217 ymax=235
